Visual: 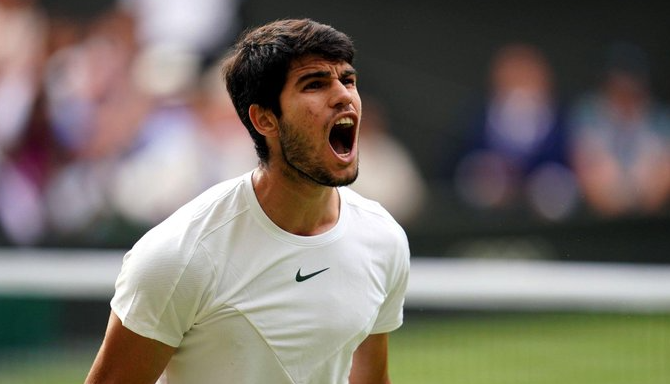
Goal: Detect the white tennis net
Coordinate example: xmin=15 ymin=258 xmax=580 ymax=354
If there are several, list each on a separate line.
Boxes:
xmin=2 ymin=248 xmax=670 ymax=312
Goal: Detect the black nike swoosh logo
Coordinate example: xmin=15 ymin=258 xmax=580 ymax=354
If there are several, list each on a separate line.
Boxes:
xmin=295 ymin=267 xmax=330 ymax=282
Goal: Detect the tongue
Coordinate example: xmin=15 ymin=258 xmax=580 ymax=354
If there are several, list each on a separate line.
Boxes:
xmin=330 ymin=138 xmax=347 ymax=155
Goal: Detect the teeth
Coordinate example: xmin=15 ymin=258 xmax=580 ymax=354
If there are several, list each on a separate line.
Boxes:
xmin=334 ymin=117 xmax=354 ymax=127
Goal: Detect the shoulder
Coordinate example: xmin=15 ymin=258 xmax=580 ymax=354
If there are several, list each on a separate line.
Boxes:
xmin=339 ymin=188 xmax=410 ymax=303
xmin=340 ymin=187 xmax=401 ymax=222
xmin=339 ymin=187 xmax=409 ymax=249
xmin=128 ymin=173 xmax=251 ymax=267
xmin=340 ymin=187 xmax=389 ymax=216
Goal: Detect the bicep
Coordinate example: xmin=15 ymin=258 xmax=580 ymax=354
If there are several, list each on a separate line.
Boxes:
xmin=349 ymin=333 xmax=391 ymax=384
xmin=85 ymin=310 xmax=176 ymax=384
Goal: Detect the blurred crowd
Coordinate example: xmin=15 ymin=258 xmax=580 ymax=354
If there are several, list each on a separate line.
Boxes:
xmin=0 ymin=0 xmax=257 ymax=246
xmin=1 ymin=0 xmax=670 ymax=248
xmin=0 ymin=0 xmax=427 ymax=247
xmin=440 ymin=42 xmax=670 ymax=222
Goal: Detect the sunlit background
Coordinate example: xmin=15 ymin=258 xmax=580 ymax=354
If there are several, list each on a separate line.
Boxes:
xmin=1 ymin=0 xmax=669 ymax=383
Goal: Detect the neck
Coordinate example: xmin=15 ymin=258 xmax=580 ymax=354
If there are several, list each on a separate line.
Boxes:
xmin=251 ymin=166 xmax=340 ymax=236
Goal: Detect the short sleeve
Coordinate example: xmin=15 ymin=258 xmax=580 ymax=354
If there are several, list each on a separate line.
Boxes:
xmin=111 ymin=238 xmax=215 ymax=348
xmin=370 ymin=230 xmax=410 ymax=334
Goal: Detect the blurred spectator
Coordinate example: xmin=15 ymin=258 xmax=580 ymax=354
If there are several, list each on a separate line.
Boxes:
xmin=0 ymin=0 xmax=50 ymax=245
xmin=445 ymin=43 xmax=578 ymax=221
xmin=0 ymin=0 xmax=46 ymax=152
xmin=351 ymin=95 xmax=427 ymax=225
xmin=568 ymin=42 xmax=670 ymax=218
xmin=43 ymin=8 xmax=147 ymax=236
xmin=106 ymin=42 xmax=204 ymax=225
xmin=43 ymin=9 xmax=138 ymax=158
xmin=192 ymin=62 xmax=257 ymax=185
xmin=119 ymin=0 xmax=242 ymax=62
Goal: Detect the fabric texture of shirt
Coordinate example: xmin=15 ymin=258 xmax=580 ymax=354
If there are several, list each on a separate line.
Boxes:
xmin=110 ymin=170 xmax=410 ymax=384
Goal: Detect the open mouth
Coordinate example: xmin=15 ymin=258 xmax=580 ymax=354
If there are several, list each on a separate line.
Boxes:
xmin=329 ymin=117 xmax=356 ymax=155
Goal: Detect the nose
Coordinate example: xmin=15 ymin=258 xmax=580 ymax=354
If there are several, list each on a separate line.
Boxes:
xmin=330 ymin=81 xmax=354 ymax=109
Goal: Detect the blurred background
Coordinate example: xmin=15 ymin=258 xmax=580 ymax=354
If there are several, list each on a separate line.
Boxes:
xmin=0 ymin=0 xmax=669 ymax=383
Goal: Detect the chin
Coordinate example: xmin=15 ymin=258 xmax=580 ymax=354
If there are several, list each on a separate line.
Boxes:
xmin=331 ymin=165 xmax=359 ymax=187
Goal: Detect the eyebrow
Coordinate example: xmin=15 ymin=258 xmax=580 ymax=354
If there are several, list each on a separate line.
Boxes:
xmin=296 ymin=68 xmax=358 ymax=85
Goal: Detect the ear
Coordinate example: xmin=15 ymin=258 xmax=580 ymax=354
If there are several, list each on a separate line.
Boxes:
xmin=249 ymin=104 xmax=279 ymax=138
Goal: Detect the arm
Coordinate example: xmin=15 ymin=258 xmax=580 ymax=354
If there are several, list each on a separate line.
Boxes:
xmin=349 ymin=333 xmax=391 ymax=384
xmin=85 ymin=310 xmax=176 ymax=384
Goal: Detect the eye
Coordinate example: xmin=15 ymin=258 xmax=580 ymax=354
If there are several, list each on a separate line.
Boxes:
xmin=342 ymin=77 xmax=356 ymax=87
xmin=304 ymin=81 xmax=324 ymax=90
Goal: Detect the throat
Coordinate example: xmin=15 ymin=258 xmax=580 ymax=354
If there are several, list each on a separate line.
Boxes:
xmin=329 ymin=125 xmax=354 ymax=155
xmin=253 ymin=169 xmax=341 ymax=235
xmin=279 ymin=196 xmax=341 ymax=236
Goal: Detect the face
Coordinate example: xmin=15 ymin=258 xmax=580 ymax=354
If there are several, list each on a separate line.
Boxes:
xmin=275 ymin=55 xmax=362 ymax=187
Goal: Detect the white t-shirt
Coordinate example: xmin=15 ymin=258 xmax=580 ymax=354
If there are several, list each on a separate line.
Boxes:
xmin=111 ymin=170 xmax=410 ymax=384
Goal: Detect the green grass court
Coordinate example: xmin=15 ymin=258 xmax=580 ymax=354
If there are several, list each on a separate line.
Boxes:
xmin=390 ymin=312 xmax=669 ymax=384
xmin=1 ymin=312 xmax=668 ymax=384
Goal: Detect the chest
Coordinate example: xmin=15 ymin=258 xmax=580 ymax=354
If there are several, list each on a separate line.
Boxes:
xmin=201 ymin=234 xmax=390 ymax=350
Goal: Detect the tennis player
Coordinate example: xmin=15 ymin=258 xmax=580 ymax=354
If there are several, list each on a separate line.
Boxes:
xmin=85 ymin=18 xmax=410 ymax=384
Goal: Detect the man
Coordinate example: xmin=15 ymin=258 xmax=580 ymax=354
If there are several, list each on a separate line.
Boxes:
xmin=85 ymin=18 xmax=410 ymax=384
